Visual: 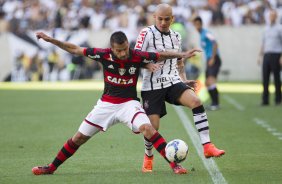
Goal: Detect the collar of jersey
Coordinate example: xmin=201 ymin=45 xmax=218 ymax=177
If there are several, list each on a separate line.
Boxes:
xmin=154 ymin=25 xmax=171 ymax=36
xmin=110 ymin=49 xmax=133 ymax=62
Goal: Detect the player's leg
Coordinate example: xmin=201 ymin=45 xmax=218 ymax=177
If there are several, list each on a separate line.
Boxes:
xmin=206 ymin=55 xmax=221 ymax=110
xmin=171 ymin=83 xmax=225 ymax=158
xmin=206 ymin=76 xmax=219 ymax=110
xmin=262 ymin=54 xmax=271 ymax=105
xmin=32 ymin=121 xmax=100 ymax=175
xmin=31 ymin=100 xmax=112 ymax=175
xmin=270 ymin=54 xmax=281 ymax=105
xmin=141 ymin=114 xmax=160 ymax=172
xmin=141 ymin=89 xmax=167 ymax=172
xmin=132 ymin=113 xmax=187 ymax=174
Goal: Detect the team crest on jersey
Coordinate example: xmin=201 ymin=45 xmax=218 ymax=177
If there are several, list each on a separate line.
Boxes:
xmin=118 ymin=68 xmax=126 ymax=75
xmin=128 ymin=66 xmax=136 ymax=75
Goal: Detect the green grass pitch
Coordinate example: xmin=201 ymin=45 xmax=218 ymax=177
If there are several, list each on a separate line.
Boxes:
xmin=0 ymin=81 xmax=281 ymax=184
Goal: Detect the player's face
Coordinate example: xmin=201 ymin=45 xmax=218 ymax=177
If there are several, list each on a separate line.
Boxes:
xmin=154 ymin=13 xmax=173 ymax=33
xmin=111 ymin=41 xmax=130 ymax=60
xmin=269 ymin=11 xmax=277 ymax=24
xmin=193 ymin=21 xmax=202 ymax=32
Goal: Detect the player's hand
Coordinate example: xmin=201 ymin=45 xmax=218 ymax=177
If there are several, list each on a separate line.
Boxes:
xmin=36 ymin=32 xmax=51 ymax=42
xmin=145 ymin=63 xmax=161 ymax=72
xmin=257 ymin=57 xmax=262 ymax=65
xmin=183 ymin=80 xmax=197 ymax=89
xmin=184 ymin=48 xmax=202 ymax=59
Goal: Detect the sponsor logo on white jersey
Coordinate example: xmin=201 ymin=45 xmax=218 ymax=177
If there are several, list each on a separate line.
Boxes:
xmin=135 ymin=29 xmax=147 ymax=50
xmin=156 ymin=76 xmax=173 ymax=83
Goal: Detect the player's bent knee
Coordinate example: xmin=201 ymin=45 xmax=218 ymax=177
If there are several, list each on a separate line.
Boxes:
xmin=72 ymin=132 xmax=91 ymax=146
xmin=191 ymin=97 xmax=202 ymax=108
xmin=139 ymin=124 xmax=156 ymax=139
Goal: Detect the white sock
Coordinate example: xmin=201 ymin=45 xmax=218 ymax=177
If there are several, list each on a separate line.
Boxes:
xmin=144 ymin=137 xmax=153 ymax=157
xmin=192 ymin=106 xmax=211 ymax=144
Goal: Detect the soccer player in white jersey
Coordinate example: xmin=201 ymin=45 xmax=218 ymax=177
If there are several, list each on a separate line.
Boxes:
xmin=134 ymin=4 xmax=225 ymax=173
xmin=32 ymin=31 xmax=199 ymax=175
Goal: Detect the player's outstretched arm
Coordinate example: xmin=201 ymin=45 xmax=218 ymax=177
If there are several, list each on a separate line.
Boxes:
xmin=157 ymin=48 xmax=201 ymax=61
xmin=36 ymin=32 xmax=84 ymax=56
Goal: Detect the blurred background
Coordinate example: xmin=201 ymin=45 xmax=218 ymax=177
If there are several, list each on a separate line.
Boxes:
xmin=0 ymin=0 xmax=281 ymax=82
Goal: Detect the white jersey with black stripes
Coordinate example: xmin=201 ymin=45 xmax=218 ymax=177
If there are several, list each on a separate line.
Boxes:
xmin=135 ymin=25 xmax=183 ymax=91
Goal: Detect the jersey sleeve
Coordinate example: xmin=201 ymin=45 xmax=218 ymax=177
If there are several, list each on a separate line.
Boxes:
xmin=83 ymin=48 xmax=109 ymax=62
xmin=206 ymin=32 xmax=216 ymax=42
xmin=135 ymin=50 xmax=159 ymax=67
xmin=134 ymin=27 xmax=151 ymax=51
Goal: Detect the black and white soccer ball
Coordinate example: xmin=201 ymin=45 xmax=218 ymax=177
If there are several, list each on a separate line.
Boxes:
xmin=165 ymin=139 xmax=189 ymax=163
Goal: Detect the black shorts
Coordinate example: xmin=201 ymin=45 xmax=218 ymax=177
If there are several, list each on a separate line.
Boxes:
xmin=141 ymin=82 xmax=192 ymax=118
xmin=206 ymin=55 xmax=221 ymax=78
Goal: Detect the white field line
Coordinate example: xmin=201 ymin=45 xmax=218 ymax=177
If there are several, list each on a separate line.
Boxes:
xmin=222 ymin=95 xmax=245 ymax=111
xmin=173 ymin=106 xmax=227 ymax=184
xmin=253 ymin=118 xmax=282 ymax=141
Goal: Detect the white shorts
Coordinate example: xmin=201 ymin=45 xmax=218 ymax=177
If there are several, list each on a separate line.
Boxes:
xmin=78 ymin=99 xmax=151 ymax=136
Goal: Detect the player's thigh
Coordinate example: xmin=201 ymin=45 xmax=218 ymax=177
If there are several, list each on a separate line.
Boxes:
xmin=206 ymin=55 xmax=221 ymax=82
xmin=117 ymin=100 xmax=151 ymax=133
xmin=141 ymin=89 xmax=167 ymax=118
xmin=178 ymin=88 xmax=202 ymax=109
xmin=166 ymin=82 xmax=197 ymax=107
xmin=147 ymin=114 xmax=161 ymax=130
xmin=79 ymin=100 xmax=116 ymax=136
xmin=206 ymin=76 xmax=217 ymax=86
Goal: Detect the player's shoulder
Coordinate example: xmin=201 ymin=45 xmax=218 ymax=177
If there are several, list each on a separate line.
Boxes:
xmin=138 ymin=25 xmax=155 ymax=36
xmin=170 ymin=29 xmax=181 ymax=38
xmin=94 ymin=47 xmax=111 ymax=53
xmin=202 ymin=29 xmax=215 ymax=41
xmin=85 ymin=47 xmax=111 ymax=58
xmin=132 ymin=48 xmax=146 ymax=56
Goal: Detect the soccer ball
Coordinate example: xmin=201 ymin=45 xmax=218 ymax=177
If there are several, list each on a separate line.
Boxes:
xmin=165 ymin=139 xmax=189 ymax=163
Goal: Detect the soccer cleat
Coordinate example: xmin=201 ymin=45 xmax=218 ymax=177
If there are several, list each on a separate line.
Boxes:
xmin=172 ymin=164 xmax=188 ymax=174
xmin=142 ymin=154 xmax=154 ymax=173
xmin=204 ymin=143 xmax=225 ymax=158
xmin=32 ymin=165 xmax=54 ymax=175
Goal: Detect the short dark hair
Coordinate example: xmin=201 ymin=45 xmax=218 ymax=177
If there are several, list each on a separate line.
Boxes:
xmin=110 ymin=31 xmax=128 ymax=46
xmin=193 ymin=16 xmax=202 ymax=24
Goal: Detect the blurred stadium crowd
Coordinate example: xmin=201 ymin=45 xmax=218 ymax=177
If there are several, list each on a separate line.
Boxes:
xmin=0 ymin=0 xmax=281 ymax=81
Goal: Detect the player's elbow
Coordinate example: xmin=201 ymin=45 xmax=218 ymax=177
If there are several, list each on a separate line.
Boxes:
xmin=72 ymin=48 xmax=83 ymax=56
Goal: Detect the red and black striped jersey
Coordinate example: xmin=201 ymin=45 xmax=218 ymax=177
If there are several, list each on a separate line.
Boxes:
xmin=83 ymin=48 xmax=159 ymax=103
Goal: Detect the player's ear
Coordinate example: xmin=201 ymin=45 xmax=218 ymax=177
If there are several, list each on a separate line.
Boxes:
xmin=171 ymin=16 xmax=175 ymax=23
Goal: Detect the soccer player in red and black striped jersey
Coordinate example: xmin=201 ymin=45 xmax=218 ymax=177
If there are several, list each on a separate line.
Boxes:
xmin=32 ymin=31 xmax=199 ymax=175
